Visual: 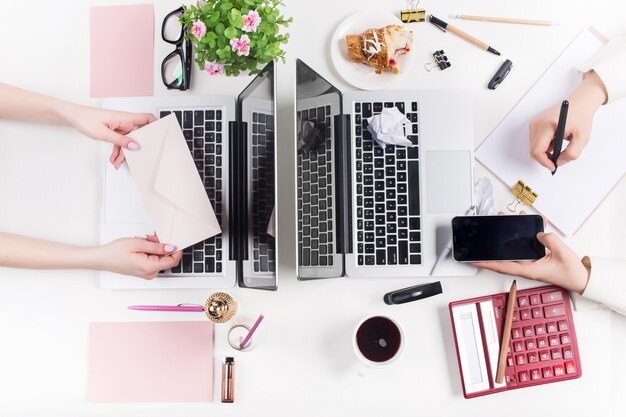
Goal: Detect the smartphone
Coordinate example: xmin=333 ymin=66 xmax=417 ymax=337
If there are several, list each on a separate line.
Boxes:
xmin=452 ymin=215 xmax=545 ymax=262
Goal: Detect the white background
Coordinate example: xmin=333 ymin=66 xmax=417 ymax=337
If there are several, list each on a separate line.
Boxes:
xmin=0 ymin=0 xmax=625 ymax=416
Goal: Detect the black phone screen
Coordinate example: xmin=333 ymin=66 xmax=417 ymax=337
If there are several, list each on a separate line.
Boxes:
xmin=452 ymin=215 xmax=545 ymax=262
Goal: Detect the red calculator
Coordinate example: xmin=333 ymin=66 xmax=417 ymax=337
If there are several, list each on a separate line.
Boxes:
xmin=449 ymin=285 xmax=582 ymax=398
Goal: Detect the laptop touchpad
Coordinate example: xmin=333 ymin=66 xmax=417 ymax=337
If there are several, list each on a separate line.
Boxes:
xmin=425 ymin=150 xmax=472 ymax=214
xmin=105 ymin=163 xmax=150 ymax=223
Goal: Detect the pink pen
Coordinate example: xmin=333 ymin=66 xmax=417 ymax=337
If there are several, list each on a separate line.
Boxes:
xmin=239 ymin=314 xmax=264 ymax=349
xmin=128 ymin=305 xmax=204 ymax=312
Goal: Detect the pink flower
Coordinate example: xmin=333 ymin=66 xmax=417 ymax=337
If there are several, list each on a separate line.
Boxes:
xmin=242 ymin=10 xmax=261 ymax=32
xmin=229 ymin=34 xmax=250 ymax=56
xmin=205 ymin=62 xmax=225 ymax=75
xmin=191 ymin=20 xmax=207 ymax=40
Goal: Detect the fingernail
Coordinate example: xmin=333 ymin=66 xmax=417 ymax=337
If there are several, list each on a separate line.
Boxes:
xmin=164 ymin=244 xmax=176 ymax=252
xmin=128 ymin=142 xmax=140 ymax=151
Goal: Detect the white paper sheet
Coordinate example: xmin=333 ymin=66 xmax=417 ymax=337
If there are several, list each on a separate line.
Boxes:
xmin=476 ymin=29 xmax=626 ymax=236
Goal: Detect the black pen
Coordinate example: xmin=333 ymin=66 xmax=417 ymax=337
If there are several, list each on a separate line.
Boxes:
xmin=551 ymin=100 xmax=569 ymax=175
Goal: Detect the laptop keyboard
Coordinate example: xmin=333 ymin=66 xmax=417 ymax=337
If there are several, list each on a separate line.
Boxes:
xmin=353 ymin=101 xmax=422 ymax=266
xmin=297 ymin=105 xmax=335 ymax=267
xmin=159 ymin=109 xmax=224 ymax=275
xmin=251 ymin=111 xmax=276 ymax=273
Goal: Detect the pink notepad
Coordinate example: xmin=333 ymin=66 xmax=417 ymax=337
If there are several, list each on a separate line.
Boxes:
xmin=90 ymin=4 xmax=154 ymax=98
xmin=88 ymin=321 xmax=214 ymax=403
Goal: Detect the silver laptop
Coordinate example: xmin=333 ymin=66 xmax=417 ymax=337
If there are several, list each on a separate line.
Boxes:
xmin=100 ymin=62 xmax=277 ymax=290
xmin=294 ymin=59 xmax=475 ymax=279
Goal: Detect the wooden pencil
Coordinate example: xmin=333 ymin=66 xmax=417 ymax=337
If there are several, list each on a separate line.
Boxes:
xmin=495 ymin=280 xmax=517 ymax=384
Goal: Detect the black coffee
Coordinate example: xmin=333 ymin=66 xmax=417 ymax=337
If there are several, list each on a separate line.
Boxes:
xmin=356 ymin=316 xmax=402 ymax=363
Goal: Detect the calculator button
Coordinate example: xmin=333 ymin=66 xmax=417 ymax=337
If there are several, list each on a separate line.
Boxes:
xmin=514 ymin=341 xmax=524 ymax=352
xmin=531 ymin=369 xmax=541 ymax=380
xmin=561 ymin=334 xmax=571 ymax=344
xmin=512 ymin=328 xmax=522 ymax=339
xmin=558 ymin=321 xmax=569 ymax=331
xmin=526 ymin=339 xmax=536 ymax=350
xmin=563 ymin=346 xmax=574 ymax=359
xmin=523 ymin=326 xmax=533 ymax=337
xmin=544 ymin=304 xmax=566 ymax=318
xmin=537 ymin=337 xmax=548 ymax=348
xmin=546 ymin=322 xmax=557 ymax=333
xmin=540 ymin=351 xmax=550 ymax=361
xmin=553 ymin=364 xmax=565 ymax=376
xmin=512 ymin=312 xmax=519 ymax=322
xmin=507 ymin=356 xmax=514 ymax=367
xmin=528 ymin=352 xmax=539 ymax=363
xmin=549 ymin=335 xmax=560 ymax=346
xmin=541 ymin=290 xmax=563 ymax=303
xmin=535 ymin=324 xmax=546 ymax=335
xmin=531 ymin=307 xmax=543 ymax=319
xmin=518 ymin=371 xmax=529 ymax=383
xmin=506 ymin=374 xmax=517 ymax=384
xmin=518 ymin=296 xmax=529 ymax=307
xmin=551 ymin=348 xmax=563 ymax=359
xmin=542 ymin=367 xmax=554 ymax=378
xmin=516 ymin=355 xmax=527 ymax=365
xmin=565 ymin=361 xmax=577 ymax=374
xmin=530 ymin=294 xmax=541 ymax=305
xmin=520 ymin=309 xmax=531 ymax=320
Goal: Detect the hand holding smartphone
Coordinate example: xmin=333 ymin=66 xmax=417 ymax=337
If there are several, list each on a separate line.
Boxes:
xmin=452 ymin=215 xmax=545 ymax=262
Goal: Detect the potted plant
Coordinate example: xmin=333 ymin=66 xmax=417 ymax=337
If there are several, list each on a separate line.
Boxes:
xmin=180 ymin=0 xmax=292 ymax=76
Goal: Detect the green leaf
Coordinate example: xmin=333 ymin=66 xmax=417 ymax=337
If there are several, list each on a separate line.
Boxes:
xmin=228 ymin=9 xmax=243 ymax=27
xmin=224 ymin=26 xmax=238 ymax=39
xmin=215 ymin=22 xmax=225 ymax=36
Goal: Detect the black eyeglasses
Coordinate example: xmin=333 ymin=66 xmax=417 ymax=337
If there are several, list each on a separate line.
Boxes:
xmin=161 ymin=8 xmax=192 ymax=90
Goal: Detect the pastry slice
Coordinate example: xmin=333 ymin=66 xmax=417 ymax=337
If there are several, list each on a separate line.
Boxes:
xmin=345 ymin=25 xmax=413 ymax=73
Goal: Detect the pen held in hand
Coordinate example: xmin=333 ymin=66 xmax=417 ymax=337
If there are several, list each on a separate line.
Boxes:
xmin=551 ymin=100 xmax=569 ymax=175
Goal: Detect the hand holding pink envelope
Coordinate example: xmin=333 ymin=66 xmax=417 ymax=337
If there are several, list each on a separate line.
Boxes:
xmin=123 ymin=114 xmax=221 ymax=250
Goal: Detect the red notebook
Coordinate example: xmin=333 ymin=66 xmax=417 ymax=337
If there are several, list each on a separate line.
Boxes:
xmin=449 ymin=285 xmax=582 ymax=398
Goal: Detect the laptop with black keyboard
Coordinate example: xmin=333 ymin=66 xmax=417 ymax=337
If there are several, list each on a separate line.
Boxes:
xmin=99 ymin=62 xmax=277 ymax=290
xmin=295 ymin=59 xmax=476 ymax=279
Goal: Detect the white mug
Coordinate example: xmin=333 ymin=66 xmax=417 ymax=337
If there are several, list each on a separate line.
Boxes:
xmin=352 ymin=315 xmax=404 ymax=376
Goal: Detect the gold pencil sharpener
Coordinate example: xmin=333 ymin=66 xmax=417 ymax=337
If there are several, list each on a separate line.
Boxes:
xmin=204 ymin=292 xmax=238 ymax=323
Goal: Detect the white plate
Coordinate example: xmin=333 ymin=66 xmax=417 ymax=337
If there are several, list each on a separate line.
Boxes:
xmin=330 ymin=10 xmax=415 ymax=91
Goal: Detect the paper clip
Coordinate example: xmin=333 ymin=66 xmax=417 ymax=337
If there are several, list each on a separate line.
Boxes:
xmin=400 ymin=0 xmax=426 ymax=23
xmin=425 ymin=50 xmax=451 ymax=71
xmin=507 ymin=180 xmax=538 ymax=212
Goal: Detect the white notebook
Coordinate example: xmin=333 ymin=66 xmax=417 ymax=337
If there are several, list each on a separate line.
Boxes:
xmin=476 ymin=29 xmax=626 ymax=236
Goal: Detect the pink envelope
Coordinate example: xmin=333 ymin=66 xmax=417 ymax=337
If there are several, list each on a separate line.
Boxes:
xmin=90 ymin=4 xmax=154 ymax=98
xmin=88 ymin=321 xmax=214 ymax=403
xmin=124 ymin=114 xmax=222 ymax=250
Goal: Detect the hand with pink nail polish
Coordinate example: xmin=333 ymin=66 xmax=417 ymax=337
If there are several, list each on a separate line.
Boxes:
xmin=62 ymin=105 xmax=155 ymax=169
xmin=0 ymin=82 xmax=155 ymax=169
xmin=92 ymin=237 xmax=182 ymax=279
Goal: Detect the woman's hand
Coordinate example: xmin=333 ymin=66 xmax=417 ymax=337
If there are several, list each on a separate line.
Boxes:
xmin=63 ymin=104 xmax=155 ymax=168
xmin=529 ymin=70 xmax=608 ymax=171
xmin=473 ymin=232 xmax=590 ymax=294
xmin=92 ymin=236 xmax=182 ymax=279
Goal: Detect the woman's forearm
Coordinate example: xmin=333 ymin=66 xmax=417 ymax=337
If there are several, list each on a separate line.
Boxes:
xmin=0 ymin=82 xmax=79 ymax=126
xmin=0 ymin=232 xmax=99 ymax=270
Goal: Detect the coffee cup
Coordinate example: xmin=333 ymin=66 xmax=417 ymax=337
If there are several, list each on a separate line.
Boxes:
xmin=353 ymin=315 xmax=404 ymax=375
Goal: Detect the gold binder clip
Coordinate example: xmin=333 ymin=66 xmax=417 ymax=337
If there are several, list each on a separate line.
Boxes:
xmin=400 ymin=0 xmax=426 ymax=23
xmin=507 ymin=180 xmax=538 ymax=212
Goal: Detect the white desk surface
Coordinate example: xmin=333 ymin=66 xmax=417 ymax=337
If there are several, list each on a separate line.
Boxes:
xmin=1 ymin=0 xmax=625 ymax=415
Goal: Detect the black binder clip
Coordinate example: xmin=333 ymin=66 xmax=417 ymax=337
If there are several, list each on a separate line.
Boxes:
xmin=425 ymin=50 xmax=451 ymax=71
xmin=400 ymin=0 xmax=426 ymax=23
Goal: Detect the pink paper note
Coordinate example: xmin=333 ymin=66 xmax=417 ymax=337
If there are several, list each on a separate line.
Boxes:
xmin=90 ymin=4 xmax=154 ymax=98
xmin=88 ymin=321 xmax=213 ymax=403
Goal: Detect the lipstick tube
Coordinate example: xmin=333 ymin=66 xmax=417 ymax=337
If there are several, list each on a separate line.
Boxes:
xmin=221 ymin=357 xmax=235 ymax=403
